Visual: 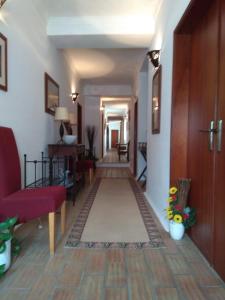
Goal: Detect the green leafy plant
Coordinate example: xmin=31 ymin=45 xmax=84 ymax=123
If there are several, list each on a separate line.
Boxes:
xmin=166 ymin=187 xmax=196 ymax=229
xmin=0 ymin=217 xmax=20 ymax=276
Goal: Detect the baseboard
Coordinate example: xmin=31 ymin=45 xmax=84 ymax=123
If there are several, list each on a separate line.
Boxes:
xmin=144 ymin=192 xmax=169 ymax=232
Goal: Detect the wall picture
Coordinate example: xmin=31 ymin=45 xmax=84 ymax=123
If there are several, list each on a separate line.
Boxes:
xmin=45 ymin=72 xmax=59 ymax=115
xmin=152 ymin=65 xmax=161 ymax=134
xmin=0 ymin=33 xmax=7 ymax=91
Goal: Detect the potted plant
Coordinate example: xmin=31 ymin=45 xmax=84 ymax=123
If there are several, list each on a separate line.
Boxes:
xmin=0 ymin=217 xmax=20 ymax=276
xmin=166 ymin=187 xmax=196 ymax=240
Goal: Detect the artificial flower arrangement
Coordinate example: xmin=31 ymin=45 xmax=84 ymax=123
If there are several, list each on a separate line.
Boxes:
xmin=166 ymin=187 xmax=196 ymax=229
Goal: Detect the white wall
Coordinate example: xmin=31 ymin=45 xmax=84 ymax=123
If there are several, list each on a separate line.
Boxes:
xmin=0 ymin=0 xmax=79 ymax=186
xmin=145 ymin=0 xmax=191 ymax=231
xmin=136 ymin=71 xmax=148 ymax=179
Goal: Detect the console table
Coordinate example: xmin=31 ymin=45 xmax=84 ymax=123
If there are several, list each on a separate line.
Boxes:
xmin=48 ymin=144 xmax=85 ymax=204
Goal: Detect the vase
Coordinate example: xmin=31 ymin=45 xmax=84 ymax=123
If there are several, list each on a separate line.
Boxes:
xmin=169 ymin=220 xmax=185 ymax=240
xmin=0 ymin=239 xmax=11 ymax=272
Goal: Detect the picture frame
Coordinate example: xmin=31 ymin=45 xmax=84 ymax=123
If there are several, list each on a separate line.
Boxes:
xmin=0 ymin=32 xmax=8 ymax=92
xmin=45 ymin=72 xmax=59 ymax=115
xmin=152 ymin=65 xmax=161 ymax=134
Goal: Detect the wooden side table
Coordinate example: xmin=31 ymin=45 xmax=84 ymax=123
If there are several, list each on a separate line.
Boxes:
xmin=48 ymin=144 xmax=85 ymax=204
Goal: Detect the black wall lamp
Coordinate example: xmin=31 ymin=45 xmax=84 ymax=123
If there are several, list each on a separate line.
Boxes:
xmin=0 ymin=0 xmax=7 ymax=8
xmin=147 ymin=50 xmax=160 ymax=68
xmin=71 ymin=92 xmax=79 ymax=103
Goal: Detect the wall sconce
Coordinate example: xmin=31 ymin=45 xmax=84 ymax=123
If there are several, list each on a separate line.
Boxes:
xmin=147 ymin=50 xmax=160 ymax=68
xmin=71 ymin=92 xmax=79 ymax=103
xmin=0 ymin=0 xmax=7 ymax=8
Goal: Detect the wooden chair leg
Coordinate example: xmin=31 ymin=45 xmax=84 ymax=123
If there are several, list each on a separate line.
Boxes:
xmin=48 ymin=212 xmax=55 ymax=255
xmin=89 ymin=168 xmax=93 ymax=184
xmin=61 ymin=201 xmax=66 ymax=234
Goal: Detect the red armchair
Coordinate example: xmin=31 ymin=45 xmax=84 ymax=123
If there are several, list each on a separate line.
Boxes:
xmin=0 ymin=127 xmax=66 ymax=254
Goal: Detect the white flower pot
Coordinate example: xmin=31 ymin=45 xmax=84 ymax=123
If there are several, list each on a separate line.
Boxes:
xmin=0 ymin=240 xmax=11 ymax=272
xmin=169 ymin=220 xmax=185 ymax=240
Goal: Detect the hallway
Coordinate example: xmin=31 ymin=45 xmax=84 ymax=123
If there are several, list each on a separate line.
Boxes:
xmin=100 ymin=149 xmax=128 ymax=164
xmin=1 ymin=168 xmax=224 ymax=300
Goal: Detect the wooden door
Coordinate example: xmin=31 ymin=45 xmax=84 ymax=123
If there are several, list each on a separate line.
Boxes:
xmin=111 ymin=130 xmax=118 ymax=148
xmin=77 ymin=103 xmax=82 ymax=144
xmin=213 ymin=0 xmax=225 ymax=280
xmin=188 ymin=0 xmax=219 ymax=263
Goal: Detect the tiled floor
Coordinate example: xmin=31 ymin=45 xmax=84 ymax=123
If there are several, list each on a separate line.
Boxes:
xmin=0 ymin=168 xmax=224 ymax=300
xmin=100 ymin=149 xmax=128 ymax=163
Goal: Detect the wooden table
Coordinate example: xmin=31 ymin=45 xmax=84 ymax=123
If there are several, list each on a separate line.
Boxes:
xmin=48 ymin=144 xmax=85 ymax=186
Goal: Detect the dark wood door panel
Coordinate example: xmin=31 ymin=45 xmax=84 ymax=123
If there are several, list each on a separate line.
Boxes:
xmin=213 ymin=0 xmax=225 ymax=281
xmin=188 ymin=0 xmax=219 ymax=263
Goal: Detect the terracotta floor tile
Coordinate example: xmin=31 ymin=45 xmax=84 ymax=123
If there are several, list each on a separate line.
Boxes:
xmin=189 ymin=261 xmax=223 ymax=287
xmin=150 ymin=263 xmax=174 ymax=287
xmin=128 ymin=273 xmax=153 ymax=300
xmin=105 ymin=287 xmax=128 ymax=300
xmin=202 ymin=287 xmax=225 ymax=300
xmin=52 ymin=288 xmax=78 ymax=300
xmin=176 ymin=274 xmax=206 ymax=300
xmin=126 ymin=253 xmax=149 ymax=273
xmin=105 ymin=261 xmax=127 ymax=287
xmin=156 ymin=287 xmax=179 ymax=300
xmin=0 ymin=289 xmax=29 ymax=300
xmin=144 ymin=249 xmax=165 ymax=265
xmin=86 ymin=250 xmax=106 ymax=273
xmin=79 ymin=275 xmax=104 ymax=300
xmin=57 ymin=263 xmax=83 ymax=287
xmin=107 ymin=249 xmax=125 ymax=263
xmin=27 ymin=273 xmax=57 ymax=299
xmin=166 ymin=254 xmax=190 ymax=274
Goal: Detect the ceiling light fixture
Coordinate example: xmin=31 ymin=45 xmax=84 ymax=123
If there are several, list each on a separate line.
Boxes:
xmin=0 ymin=0 xmax=7 ymax=8
xmin=71 ymin=92 xmax=79 ymax=103
xmin=147 ymin=50 xmax=160 ymax=68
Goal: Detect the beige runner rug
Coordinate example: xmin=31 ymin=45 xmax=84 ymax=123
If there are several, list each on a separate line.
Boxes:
xmin=81 ymin=178 xmax=149 ymax=242
xmin=65 ymin=177 xmax=164 ymax=249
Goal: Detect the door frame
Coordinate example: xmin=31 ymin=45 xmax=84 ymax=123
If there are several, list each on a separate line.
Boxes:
xmin=133 ymin=100 xmax=138 ymax=176
xmin=77 ymin=103 xmax=82 ymax=144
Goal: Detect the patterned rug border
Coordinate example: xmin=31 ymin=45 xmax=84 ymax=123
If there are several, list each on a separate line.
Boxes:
xmin=65 ymin=177 xmax=165 ymax=249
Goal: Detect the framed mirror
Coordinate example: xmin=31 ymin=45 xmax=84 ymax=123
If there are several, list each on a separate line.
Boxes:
xmin=152 ymin=65 xmax=161 ymax=134
xmin=45 ymin=73 xmax=59 ymax=115
xmin=0 ymin=32 xmax=7 ymax=92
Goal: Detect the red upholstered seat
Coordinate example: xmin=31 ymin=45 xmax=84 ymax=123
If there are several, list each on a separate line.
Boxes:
xmin=0 ymin=126 xmax=66 ymax=254
xmin=1 ymin=186 xmax=66 ymax=222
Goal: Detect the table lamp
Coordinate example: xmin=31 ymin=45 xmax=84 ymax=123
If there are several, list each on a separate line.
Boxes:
xmin=55 ymin=107 xmax=69 ymax=143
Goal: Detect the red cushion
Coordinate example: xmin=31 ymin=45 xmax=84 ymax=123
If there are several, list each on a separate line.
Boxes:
xmin=0 ymin=186 xmax=66 ymax=222
xmin=0 ymin=127 xmax=21 ymax=200
xmin=76 ymin=160 xmax=93 ymax=172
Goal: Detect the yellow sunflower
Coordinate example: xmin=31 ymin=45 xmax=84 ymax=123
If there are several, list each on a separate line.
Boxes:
xmin=173 ymin=214 xmax=183 ymax=223
xmin=169 ymin=187 xmax=178 ymax=195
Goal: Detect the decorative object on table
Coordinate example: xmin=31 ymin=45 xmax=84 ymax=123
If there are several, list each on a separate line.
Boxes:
xmin=152 ymin=65 xmax=161 ymax=134
xmin=147 ymin=50 xmax=160 ymax=68
xmin=0 ymin=32 xmax=7 ymax=92
xmin=63 ymin=135 xmax=77 ymax=145
xmin=166 ymin=185 xmax=196 ymax=240
xmin=55 ymin=107 xmax=69 ymax=143
xmin=45 ymin=73 xmax=59 ymax=115
xmin=86 ymin=125 xmax=97 ymax=161
xmin=71 ymin=92 xmax=79 ymax=103
xmin=0 ymin=217 xmax=20 ymax=276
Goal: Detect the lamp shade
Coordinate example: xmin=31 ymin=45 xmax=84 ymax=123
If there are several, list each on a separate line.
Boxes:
xmin=69 ymin=113 xmax=77 ymax=125
xmin=55 ymin=107 xmax=69 ymax=121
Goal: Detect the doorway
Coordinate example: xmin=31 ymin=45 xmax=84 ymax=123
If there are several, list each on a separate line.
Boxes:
xmin=171 ymin=0 xmax=225 ymax=281
xmin=111 ymin=130 xmax=119 ymax=148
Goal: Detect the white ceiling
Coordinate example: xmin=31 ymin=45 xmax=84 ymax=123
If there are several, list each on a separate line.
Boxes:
xmin=47 ymin=0 xmax=162 ymax=85
xmin=63 ymin=48 xmax=148 ymax=85
xmin=47 ymin=0 xmax=161 ymax=17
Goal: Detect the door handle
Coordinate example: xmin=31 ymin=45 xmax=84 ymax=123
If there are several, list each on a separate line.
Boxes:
xmin=199 ymin=121 xmax=216 ymax=151
xmin=217 ymin=120 xmax=223 ymax=152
